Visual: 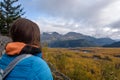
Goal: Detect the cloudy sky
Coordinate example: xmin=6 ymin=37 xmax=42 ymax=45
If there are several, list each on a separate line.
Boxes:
xmin=19 ymin=0 xmax=120 ymax=40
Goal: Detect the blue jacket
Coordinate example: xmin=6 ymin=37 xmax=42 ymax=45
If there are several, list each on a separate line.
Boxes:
xmin=0 ymin=53 xmax=53 ymax=80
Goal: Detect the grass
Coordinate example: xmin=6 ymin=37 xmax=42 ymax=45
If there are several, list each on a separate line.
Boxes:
xmin=43 ymin=47 xmax=120 ymax=80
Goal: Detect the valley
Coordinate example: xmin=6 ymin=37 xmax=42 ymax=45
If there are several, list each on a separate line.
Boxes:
xmin=43 ymin=47 xmax=120 ymax=80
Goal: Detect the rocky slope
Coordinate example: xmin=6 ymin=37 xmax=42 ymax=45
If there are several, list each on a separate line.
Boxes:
xmin=0 ymin=35 xmax=12 ymax=55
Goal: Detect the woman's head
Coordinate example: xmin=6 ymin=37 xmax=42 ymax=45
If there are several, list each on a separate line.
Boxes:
xmin=10 ymin=18 xmax=41 ymax=48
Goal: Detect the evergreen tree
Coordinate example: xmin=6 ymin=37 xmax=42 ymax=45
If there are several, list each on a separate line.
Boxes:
xmin=0 ymin=3 xmax=6 ymax=35
xmin=0 ymin=0 xmax=25 ymax=35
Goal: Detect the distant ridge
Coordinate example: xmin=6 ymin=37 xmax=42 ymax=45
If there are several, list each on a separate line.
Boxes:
xmin=103 ymin=41 xmax=120 ymax=47
xmin=49 ymin=39 xmax=98 ymax=48
xmin=41 ymin=32 xmax=116 ymax=47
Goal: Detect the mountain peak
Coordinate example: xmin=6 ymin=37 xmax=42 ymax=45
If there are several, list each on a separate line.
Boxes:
xmin=52 ymin=32 xmax=60 ymax=35
xmin=41 ymin=31 xmax=116 ymax=47
xmin=65 ymin=32 xmax=83 ymax=36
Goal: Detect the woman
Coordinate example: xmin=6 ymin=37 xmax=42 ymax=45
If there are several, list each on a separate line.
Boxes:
xmin=0 ymin=18 xmax=53 ymax=80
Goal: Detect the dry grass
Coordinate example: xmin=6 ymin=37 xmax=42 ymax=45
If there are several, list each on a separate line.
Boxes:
xmin=43 ymin=47 xmax=120 ymax=80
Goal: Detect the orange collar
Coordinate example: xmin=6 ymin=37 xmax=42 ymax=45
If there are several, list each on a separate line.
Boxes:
xmin=5 ymin=42 xmax=26 ymax=55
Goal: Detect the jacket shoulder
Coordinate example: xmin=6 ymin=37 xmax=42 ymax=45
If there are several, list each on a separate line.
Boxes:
xmin=22 ymin=56 xmax=53 ymax=80
xmin=0 ymin=54 xmax=53 ymax=80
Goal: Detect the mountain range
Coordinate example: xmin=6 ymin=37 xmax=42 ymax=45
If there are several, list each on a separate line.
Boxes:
xmin=41 ymin=32 xmax=118 ymax=48
xmin=103 ymin=41 xmax=120 ymax=47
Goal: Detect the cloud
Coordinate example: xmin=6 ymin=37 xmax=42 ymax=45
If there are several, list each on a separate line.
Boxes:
xmin=109 ymin=20 xmax=120 ymax=29
xmin=98 ymin=0 xmax=120 ymax=26
xmin=34 ymin=17 xmax=71 ymax=34
xmin=33 ymin=0 xmax=114 ymax=23
xmin=20 ymin=0 xmax=120 ymax=40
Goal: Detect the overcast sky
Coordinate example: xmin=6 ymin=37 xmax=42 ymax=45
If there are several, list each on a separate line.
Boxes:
xmin=19 ymin=0 xmax=120 ymax=40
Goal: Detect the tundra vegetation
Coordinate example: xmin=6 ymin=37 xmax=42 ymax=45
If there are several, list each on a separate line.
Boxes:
xmin=43 ymin=47 xmax=120 ymax=80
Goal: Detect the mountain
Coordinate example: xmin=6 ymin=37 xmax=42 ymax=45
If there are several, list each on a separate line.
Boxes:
xmin=103 ymin=41 xmax=120 ymax=47
xmin=62 ymin=32 xmax=96 ymax=41
xmin=94 ymin=38 xmax=115 ymax=46
xmin=49 ymin=39 xmax=98 ymax=48
xmin=41 ymin=32 xmax=116 ymax=47
xmin=41 ymin=32 xmax=62 ymax=43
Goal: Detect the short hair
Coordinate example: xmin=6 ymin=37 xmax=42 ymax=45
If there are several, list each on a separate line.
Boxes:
xmin=9 ymin=18 xmax=41 ymax=48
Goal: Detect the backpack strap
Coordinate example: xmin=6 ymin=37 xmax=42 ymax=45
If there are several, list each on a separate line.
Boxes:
xmin=2 ymin=54 xmax=32 ymax=79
